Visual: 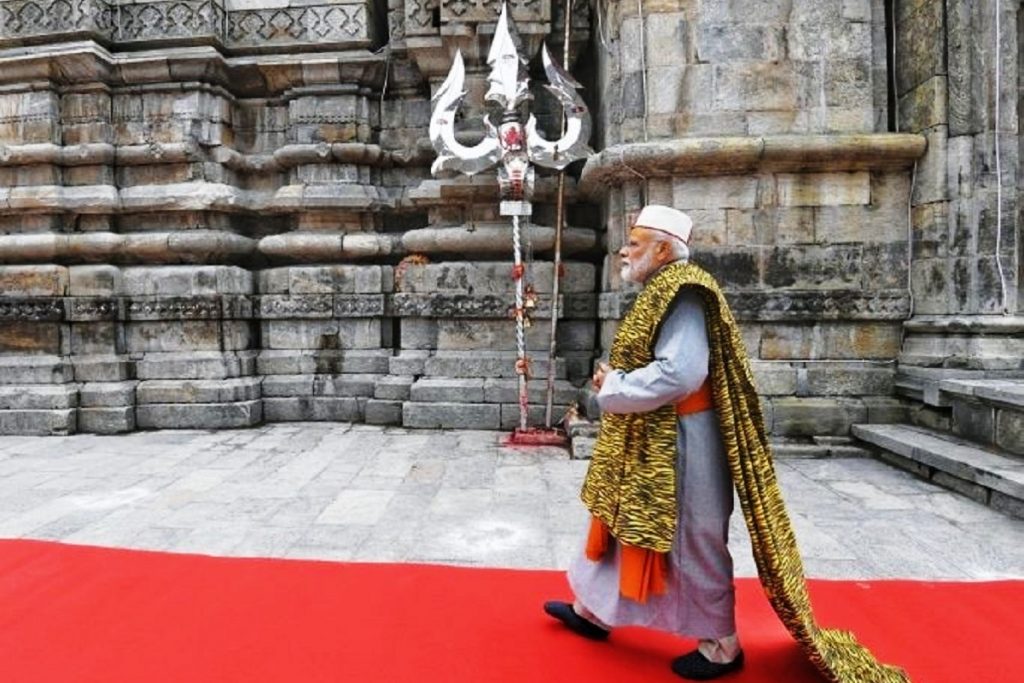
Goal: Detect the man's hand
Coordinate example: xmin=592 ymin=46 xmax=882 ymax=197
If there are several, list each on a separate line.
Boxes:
xmin=591 ymin=361 xmax=612 ymax=392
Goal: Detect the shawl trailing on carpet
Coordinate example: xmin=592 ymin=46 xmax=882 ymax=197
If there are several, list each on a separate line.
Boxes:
xmin=581 ymin=261 xmax=909 ymax=683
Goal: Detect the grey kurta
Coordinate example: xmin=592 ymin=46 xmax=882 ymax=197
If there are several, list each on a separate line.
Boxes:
xmin=568 ymin=289 xmax=737 ymax=639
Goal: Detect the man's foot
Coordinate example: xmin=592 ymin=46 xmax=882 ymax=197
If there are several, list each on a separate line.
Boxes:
xmin=670 ymin=649 xmax=744 ymax=680
xmin=542 ymin=601 xmax=610 ymax=641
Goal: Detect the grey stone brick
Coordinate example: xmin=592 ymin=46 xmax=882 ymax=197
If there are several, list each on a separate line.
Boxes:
xmin=136 ymin=401 xmax=262 ymax=429
xmin=263 ymin=397 xmax=364 ymax=422
xmin=772 ymin=397 xmax=867 ymax=436
xmin=952 ymin=400 xmax=995 ymax=446
xmin=0 ymin=385 xmax=77 ymax=410
xmin=364 ymin=399 xmax=402 ymax=426
xmin=410 ymin=378 xmax=485 ymax=403
xmin=0 ymin=409 xmax=76 ymax=435
xmin=79 ymin=381 xmax=137 ymax=408
xmin=136 ymin=378 xmax=262 ymax=405
xmin=0 ymin=356 xmax=74 ymax=384
xmin=374 ymin=376 xmax=414 ymax=400
xmin=402 ymin=402 xmax=500 ymax=430
xmin=72 ymin=357 xmax=133 ymax=382
xmin=78 ymin=406 xmax=135 ymax=434
xmin=995 ymin=410 xmax=1024 ymax=456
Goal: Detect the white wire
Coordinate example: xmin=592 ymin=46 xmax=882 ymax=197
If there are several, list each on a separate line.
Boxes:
xmin=637 ymin=0 xmax=649 ymax=142
xmin=994 ymin=0 xmax=1010 ymax=313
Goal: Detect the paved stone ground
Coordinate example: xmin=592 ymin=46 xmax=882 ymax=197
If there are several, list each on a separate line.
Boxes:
xmin=0 ymin=424 xmax=1020 ymax=580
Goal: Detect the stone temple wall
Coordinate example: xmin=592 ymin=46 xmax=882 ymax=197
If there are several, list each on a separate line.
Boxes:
xmin=0 ymin=0 xmax=1020 ymax=437
xmin=583 ymin=0 xmax=928 ymax=439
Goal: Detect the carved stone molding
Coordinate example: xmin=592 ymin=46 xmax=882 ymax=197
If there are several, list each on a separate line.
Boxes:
xmin=600 ymin=290 xmax=913 ymax=322
xmin=227 ymin=3 xmax=371 ymax=48
xmin=118 ymin=0 xmax=225 ymax=43
xmin=439 ymin=0 xmax=549 ymax=23
xmin=0 ymin=297 xmax=65 ymax=321
xmin=0 ymin=0 xmax=115 ymax=42
xmin=391 ymin=292 xmax=594 ymax=318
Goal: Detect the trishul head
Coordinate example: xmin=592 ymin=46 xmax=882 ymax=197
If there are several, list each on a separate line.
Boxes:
xmin=429 ymin=2 xmax=592 ymax=180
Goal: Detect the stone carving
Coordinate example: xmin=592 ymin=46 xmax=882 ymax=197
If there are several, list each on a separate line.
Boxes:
xmin=118 ymin=1 xmax=224 ymax=42
xmin=0 ymin=297 xmax=64 ymax=321
xmin=127 ymin=297 xmax=225 ymax=321
xmin=257 ymin=295 xmax=333 ymax=319
xmin=68 ymin=298 xmax=118 ymax=321
xmin=227 ymin=4 xmax=369 ymax=46
xmin=0 ymin=0 xmax=114 ymax=40
xmin=600 ymin=291 xmax=912 ymax=321
xmin=403 ymin=0 xmax=436 ymax=36
xmin=439 ymin=0 xmax=548 ymax=23
xmin=335 ymin=295 xmax=386 ymax=317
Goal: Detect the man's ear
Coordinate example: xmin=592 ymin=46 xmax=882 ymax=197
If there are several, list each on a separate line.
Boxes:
xmin=657 ymin=240 xmax=672 ymax=260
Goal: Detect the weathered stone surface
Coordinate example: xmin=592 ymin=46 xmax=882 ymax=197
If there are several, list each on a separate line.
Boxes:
xmin=0 ymin=385 xmax=77 ymax=410
xmin=257 ymin=350 xmax=390 ymax=376
xmin=0 ymin=408 xmax=75 ymax=434
xmin=364 ymin=399 xmax=402 ymax=425
xmin=135 ymin=351 xmax=256 ymax=380
xmin=403 ymin=402 xmax=500 ymax=430
xmin=263 ymin=397 xmax=364 ymax=422
xmin=0 ymin=265 xmax=67 ymax=296
xmin=137 ymin=401 xmax=262 ymax=429
xmin=500 ymin=403 xmax=572 ymax=431
xmin=951 ymin=401 xmax=995 ymax=446
xmin=374 ymin=375 xmax=414 ymax=401
xmin=0 ymin=356 xmax=74 ymax=384
xmin=137 ymin=378 xmax=262 ymax=405
xmin=78 ymin=406 xmax=135 ymax=434
xmin=79 ymin=381 xmax=137 ymax=408
xmin=995 ymin=411 xmax=1024 ymax=456
xmin=410 ymin=378 xmax=485 ymax=403
xmin=771 ymin=397 xmax=867 ymax=436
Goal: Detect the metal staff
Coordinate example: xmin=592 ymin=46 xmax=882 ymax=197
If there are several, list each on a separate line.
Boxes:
xmin=429 ymin=2 xmax=592 ymax=435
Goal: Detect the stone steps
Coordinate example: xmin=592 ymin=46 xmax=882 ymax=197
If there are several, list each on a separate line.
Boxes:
xmin=852 ymin=423 xmax=1024 ymax=518
xmin=938 ymin=379 xmax=1024 ymax=456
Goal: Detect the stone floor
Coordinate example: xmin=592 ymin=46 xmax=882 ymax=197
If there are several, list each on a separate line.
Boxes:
xmin=0 ymin=423 xmax=1020 ymax=580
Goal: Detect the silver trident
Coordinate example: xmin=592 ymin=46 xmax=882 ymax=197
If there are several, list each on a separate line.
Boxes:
xmin=429 ymin=2 xmax=592 ymax=434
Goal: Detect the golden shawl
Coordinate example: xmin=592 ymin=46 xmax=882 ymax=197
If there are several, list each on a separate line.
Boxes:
xmin=581 ymin=261 xmax=908 ymax=683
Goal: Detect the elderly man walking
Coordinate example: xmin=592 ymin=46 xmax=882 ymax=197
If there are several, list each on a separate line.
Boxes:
xmin=544 ymin=206 xmax=908 ymax=683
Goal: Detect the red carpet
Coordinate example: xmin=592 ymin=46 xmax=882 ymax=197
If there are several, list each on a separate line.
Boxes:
xmin=0 ymin=539 xmax=1019 ymax=683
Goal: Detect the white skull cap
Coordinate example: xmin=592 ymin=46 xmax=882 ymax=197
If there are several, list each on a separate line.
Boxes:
xmin=634 ymin=205 xmax=693 ymax=244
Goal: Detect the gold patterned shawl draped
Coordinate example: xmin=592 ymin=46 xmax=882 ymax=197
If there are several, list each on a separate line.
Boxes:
xmin=581 ymin=261 xmax=909 ymax=683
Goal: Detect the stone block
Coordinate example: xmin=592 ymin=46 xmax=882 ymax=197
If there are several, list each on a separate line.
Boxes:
xmin=78 ymin=407 xmax=135 ymax=434
xmin=0 ymin=385 xmax=77 ymax=410
xmin=749 ymin=361 xmax=798 ymax=395
xmin=423 ymin=353 xmax=566 ymax=379
xmin=896 ymin=0 xmax=945 ymax=94
xmin=777 ymin=172 xmax=870 ymax=207
xmin=714 ymin=62 xmax=797 ymax=111
xmin=911 ymin=126 xmax=949 ymax=204
xmin=72 ymin=356 xmax=133 ymax=382
xmin=500 ymin=403 xmax=572 ymax=431
xmin=402 ymin=402 xmax=500 ymax=430
xmin=79 ymin=381 xmax=137 ymax=408
xmin=0 ymin=356 xmax=74 ymax=384
xmin=771 ymin=397 xmax=867 ymax=436
xmin=0 ymin=266 xmax=68 ymax=296
xmin=70 ymin=323 xmax=123 ymax=356
xmin=261 ymin=375 xmax=314 ymax=397
xmin=0 ymin=409 xmax=76 ymax=435
xmin=805 ymin=363 xmax=894 ymax=396
xmin=121 ymin=266 xmax=252 ymax=296
xmin=995 ymin=411 xmax=1024 ymax=456
xmin=931 ymin=471 xmax=989 ymax=505
xmin=263 ymin=397 xmax=364 ymax=422
xmin=388 ymin=351 xmax=429 ymax=376
xmin=759 ymin=325 xmax=813 ymax=360
xmin=990 ymin=491 xmax=1024 ymax=519
xmin=257 ymin=350 xmax=390 ymax=376
xmin=764 ymin=245 xmax=861 ymax=289
xmin=68 ymin=266 xmax=121 ymax=297
xmin=862 ymin=396 xmax=911 ymax=423
xmin=696 ymin=24 xmax=784 ymax=62
xmin=136 ymin=400 xmax=263 ymax=429
xmin=397 ymin=262 xmax=594 ymax=295
xmin=482 ymin=378 xmax=579 ymax=405
xmin=126 ymin=321 xmax=222 ymax=353
xmin=137 ymin=378 xmax=262 ymax=405
xmin=951 ymin=401 xmax=995 ymax=446
xmin=374 ymin=376 xmax=414 ymax=400
xmin=898 ymin=76 xmax=947 ymax=131
xmin=261 ymin=319 xmax=382 ymax=350
xmin=821 ymin=323 xmax=902 ymax=360
xmin=570 ymin=436 xmax=596 ymax=460
xmin=365 ymin=399 xmax=402 ymax=426
xmin=410 ymin=378 xmax=485 ymax=403
xmin=313 ymin=374 xmax=379 ymax=397
xmin=672 ymin=176 xmax=758 ymax=211
xmin=0 ymin=322 xmax=62 ymax=354
xmin=135 ymin=351 xmax=257 ymax=380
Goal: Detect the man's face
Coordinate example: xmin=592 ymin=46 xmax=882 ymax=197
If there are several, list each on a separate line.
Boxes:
xmin=619 ymin=227 xmax=666 ymax=283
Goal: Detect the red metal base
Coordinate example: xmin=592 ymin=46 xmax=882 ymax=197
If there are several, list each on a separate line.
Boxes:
xmin=502 ymin=427 xmax=570 ymax=448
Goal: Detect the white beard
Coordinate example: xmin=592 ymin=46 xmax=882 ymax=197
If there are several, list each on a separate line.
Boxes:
xmin=620 ymin=249 xmax=656 ymax=284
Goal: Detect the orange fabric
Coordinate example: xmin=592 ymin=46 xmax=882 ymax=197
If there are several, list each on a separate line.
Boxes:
xmin=585 ymin=517 xmax=667 ymax=603
xmin=676 ymin=379 xmax=714 ymax=416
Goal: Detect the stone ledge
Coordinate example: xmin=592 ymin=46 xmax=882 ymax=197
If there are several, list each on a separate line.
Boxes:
xmin=853 ymin=423 xmax=1024 ymax=518
xmin=580 ymin=134 xmax=926 ymax=198
xmin=136 ymin=400 xmax=262 ymax=429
